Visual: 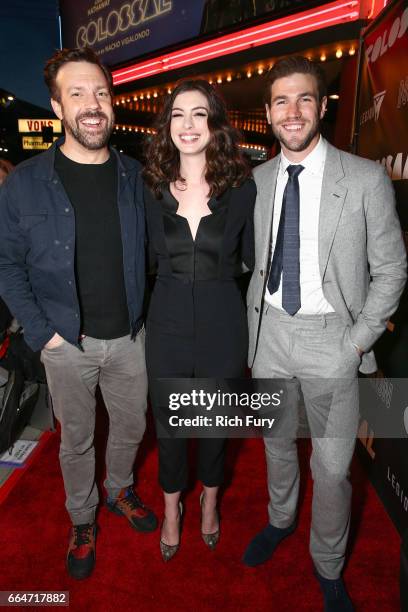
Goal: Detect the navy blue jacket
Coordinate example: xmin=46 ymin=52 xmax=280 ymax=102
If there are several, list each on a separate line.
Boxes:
xmin=0 ymin=139 xmax=145 ymax=352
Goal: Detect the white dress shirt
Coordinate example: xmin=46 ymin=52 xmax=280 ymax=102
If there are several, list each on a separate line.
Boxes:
xmin=265 ymin=136 xmax=335 ymax=314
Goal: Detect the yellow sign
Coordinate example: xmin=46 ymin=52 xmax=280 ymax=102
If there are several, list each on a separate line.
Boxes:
xmin=18 ymin=119 xmax=62 ymax=133
xmin=22 ymin=136 xmax=58 ymax=150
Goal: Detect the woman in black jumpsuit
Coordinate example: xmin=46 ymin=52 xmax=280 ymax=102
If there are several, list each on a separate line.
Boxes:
xmin=143 ymin=80 xmax=256 ymax=560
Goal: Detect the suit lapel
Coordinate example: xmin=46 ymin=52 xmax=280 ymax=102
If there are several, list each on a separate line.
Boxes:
xmin=319 ymin=144 xmax=348 ymax=279
xmin=259 ymin=157 xmax=279 ymax=269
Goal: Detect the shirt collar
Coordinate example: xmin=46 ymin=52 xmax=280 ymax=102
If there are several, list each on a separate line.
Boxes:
xmin=279 ymin=136 xmax=327 ymax=177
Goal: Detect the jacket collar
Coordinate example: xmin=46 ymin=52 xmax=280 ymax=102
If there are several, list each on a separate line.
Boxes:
xmin=161 ymin=185 xmax=231 ymax=214
xmin=318 ymin=142 xmax=348 ymax=279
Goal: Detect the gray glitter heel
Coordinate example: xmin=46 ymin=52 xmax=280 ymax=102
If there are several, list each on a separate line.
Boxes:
xmin=160 ymin=501 xmax=183 ymax=562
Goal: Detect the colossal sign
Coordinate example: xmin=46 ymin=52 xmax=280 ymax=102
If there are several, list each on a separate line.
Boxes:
xmin=60 ymin=0 xmax=207 ymax=66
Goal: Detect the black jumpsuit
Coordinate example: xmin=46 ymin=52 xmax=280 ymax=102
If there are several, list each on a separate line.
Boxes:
xmin=144 ymin=179 xmax=256 ymax=493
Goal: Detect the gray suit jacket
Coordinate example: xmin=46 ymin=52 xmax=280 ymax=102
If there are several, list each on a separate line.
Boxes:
xmin=247 ymin=141 xmax=407 ymax=373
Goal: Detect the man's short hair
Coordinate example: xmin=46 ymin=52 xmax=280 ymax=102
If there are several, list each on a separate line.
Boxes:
xmin=264 ymin=56 xmax=327 ymax=104
xmin=44 ymin=47 xmax=113 ymax=101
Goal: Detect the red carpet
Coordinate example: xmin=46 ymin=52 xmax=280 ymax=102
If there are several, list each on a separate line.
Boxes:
xmin=0 ymin=413 xmax=400 ymax=612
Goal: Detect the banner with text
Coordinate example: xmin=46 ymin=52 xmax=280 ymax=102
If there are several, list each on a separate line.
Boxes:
xmin=60 ymin=0 xmax=206 ymax=67
xmin=355 ymin=0 xmax=408 ymax=536
xmin=356 ymin=0 xmax=408 ymax=228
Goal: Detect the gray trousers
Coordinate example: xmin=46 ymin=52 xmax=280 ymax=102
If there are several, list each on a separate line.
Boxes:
xmin=253 ymin=305 xmax=361 ymax=579
xmin=41 ymin=331 xmax=148 ymax=525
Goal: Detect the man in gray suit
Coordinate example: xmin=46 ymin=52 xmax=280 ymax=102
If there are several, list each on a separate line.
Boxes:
xmin=243 ymin=56 xmax=406 ymax=610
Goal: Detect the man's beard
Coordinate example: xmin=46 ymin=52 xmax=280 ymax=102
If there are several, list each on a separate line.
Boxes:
xmin=63 ymin=110 xmax=114 ymax=150
xmin=272 ymin=115 xmax=320 ymax=153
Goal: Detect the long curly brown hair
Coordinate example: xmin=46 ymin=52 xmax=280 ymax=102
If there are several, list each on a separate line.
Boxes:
xmin=143 ymin=79 xmax=251 ymax=198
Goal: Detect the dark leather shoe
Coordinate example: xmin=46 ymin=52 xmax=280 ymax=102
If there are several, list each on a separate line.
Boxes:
xmin=66 ymin=523 xmax=97 ymax=580
xmin=106 ymin=486 xmax=158 ymax=532
xmin=242 ymin=522 xmax=295 ymax=567
xmin=315 ymin=572 xmax=354 ymax=611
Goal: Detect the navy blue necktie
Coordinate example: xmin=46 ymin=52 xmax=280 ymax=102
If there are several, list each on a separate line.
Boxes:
xmin=267 ymin=164 xmax=304 ymax=316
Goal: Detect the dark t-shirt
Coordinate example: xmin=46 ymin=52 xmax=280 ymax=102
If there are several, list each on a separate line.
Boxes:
xmin=55 ymin=147 xmax=129 ymax=339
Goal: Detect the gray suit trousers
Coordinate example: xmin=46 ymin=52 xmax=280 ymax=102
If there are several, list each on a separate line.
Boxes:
xmin=253 ymin=305 xmax=361 ymax=579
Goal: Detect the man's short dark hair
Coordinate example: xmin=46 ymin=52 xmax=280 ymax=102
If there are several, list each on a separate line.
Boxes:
xmin=44 ymin=47 xmax=113 ymax=101
xmin=264 ymin=56 xmax=327 ymax=104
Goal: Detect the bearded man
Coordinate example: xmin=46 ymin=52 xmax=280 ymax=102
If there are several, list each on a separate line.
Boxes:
xmin=0 ymin=47 xmax=157 ymax=579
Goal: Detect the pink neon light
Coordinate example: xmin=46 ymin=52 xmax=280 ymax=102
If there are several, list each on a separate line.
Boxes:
xmin=114 ymin=0 xmax=357 ymax=79
xmin=113 ymin=0 xmax=361 ymax=85
xmin=368 ymin=0 xmax=388 ymax=18
xmin=368 ymin=0 xmax=389 ymax=19
xmin=164 ymin=14 xmax=358 ymax=73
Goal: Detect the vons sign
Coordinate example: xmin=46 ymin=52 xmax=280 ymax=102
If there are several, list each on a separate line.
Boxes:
xmin=18 ymin=119 xmax=62 ymax=133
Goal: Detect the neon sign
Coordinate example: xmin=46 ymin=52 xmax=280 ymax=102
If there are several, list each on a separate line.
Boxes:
xmin=75 ymin=0 xmax=172 ymax=48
